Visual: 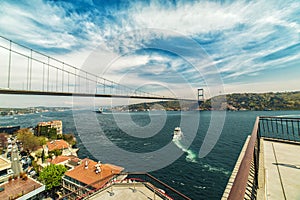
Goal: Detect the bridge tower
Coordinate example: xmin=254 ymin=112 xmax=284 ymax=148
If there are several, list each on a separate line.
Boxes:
xmin=198 ymin=88 xmax=204 ymax=105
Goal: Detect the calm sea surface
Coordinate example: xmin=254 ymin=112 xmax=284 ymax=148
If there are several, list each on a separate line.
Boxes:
xmin=1 ymin=110 xmax=299 ymax=199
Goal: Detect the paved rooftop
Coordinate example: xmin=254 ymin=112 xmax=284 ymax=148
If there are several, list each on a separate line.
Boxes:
xmin=87 ymin=184 xmax=164 ymax=200
xmin=263 ymin=139 xmax=300 ymax=200
xmin=0 ymin=157 xmax=10 ymax=171
xmin=0 ymin=177 xmax=44 ymax=199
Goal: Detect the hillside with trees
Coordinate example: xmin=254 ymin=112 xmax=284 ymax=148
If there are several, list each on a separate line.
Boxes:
xmin=214 ymin=91 xmax=300 ymax=111
xmin=115 ymin=91 xmax=300 ymax=111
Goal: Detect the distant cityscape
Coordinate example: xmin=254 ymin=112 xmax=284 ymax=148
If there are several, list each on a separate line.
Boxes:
xmin=0 ymin=107 xmax=71 ymax=117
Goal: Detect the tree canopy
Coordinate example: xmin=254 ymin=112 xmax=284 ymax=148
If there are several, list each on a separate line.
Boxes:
xmin=62 ymin=133 xmax=76 ymax=147
xmin=39 ymin=164 xmax=67 ymax=190
xmin=17 ymin=128 xmax=47 ymax=152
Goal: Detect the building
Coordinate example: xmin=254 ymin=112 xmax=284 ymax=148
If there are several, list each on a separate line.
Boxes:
xmin=0 ymin=156 xmax=13 ymax=183
xmin=62 ymin=158 xmax=124 ymax=200
xmin=79 ymin=173 xmax=190 ymax=200
xmin=0 ymin=176 xmax=45 ymax=199
xmin=35 ymin=120 xmax=62 ymax=137
xmin=0 ymin=126 xmax=20 ymax=135
xmin=40 ymin=155 xmax=80 ymax=171
xmin=46 ymin=139 xmax=69 ymax=152
xmin=44 ymin=140 xmax=77 ymax=156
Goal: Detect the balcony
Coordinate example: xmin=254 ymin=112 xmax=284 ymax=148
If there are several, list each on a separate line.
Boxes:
xmin=223 ymin=116 xmax=300 ymax=200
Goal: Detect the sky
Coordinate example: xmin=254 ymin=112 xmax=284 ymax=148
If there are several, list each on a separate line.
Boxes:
xmin=0 ymin=0 xmax=299 ymax=107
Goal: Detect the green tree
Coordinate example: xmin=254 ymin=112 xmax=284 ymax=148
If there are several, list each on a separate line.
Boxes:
xmin=62 ymin=133 xmax=76 ymax=147
xmin=49 ymin=128 xmax=58 ymax=139
xmin=37 ymin=136 xmax=47 ymax=146
xmin=49 ymin=149 xmax=62 ymax=157
xmin=39 ymin=164 xmax=67 ymax=190
xmin=17 ymin=129 xmax=40 ymax=152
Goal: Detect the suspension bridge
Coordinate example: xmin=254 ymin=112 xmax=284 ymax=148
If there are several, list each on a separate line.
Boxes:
xmin=0 ymin=36 xmax=197 ymax=101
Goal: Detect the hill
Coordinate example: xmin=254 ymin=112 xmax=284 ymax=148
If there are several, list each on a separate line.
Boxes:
xmin=114 ymin=91 xmax=300 ymax=111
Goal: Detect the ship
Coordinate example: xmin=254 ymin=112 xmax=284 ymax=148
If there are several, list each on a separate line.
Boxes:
xmin=173 ymin=127 xmax=183 ymax=140
xmin=95 ymin=107 xmax=103 ymax=114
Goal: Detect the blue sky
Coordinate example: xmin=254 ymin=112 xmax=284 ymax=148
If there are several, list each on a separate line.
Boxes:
xmin=0 ymin=0 xmax=299 ymax=106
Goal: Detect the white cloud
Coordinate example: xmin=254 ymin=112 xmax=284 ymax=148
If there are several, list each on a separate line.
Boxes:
xmin=0 ymin=0 xmax=299 ymax=102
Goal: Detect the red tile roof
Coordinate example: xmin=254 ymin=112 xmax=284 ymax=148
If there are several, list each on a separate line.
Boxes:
xmin=64 ymin=158 xmax=124 ymax=189
xmin=38 ymin=120 xmax=62 ymax=126
xmin=50 ymin=155 xmax=76 ymax=165
xmin=47 ymin=140 xmax=69 ymax=151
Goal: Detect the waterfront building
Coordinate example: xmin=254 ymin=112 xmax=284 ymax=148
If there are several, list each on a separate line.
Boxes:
xmin=0 ymin=156 xmax=13 ymax=183
xmin=0 ymin=176 xmax=45 ymax=199
xmin=62 ymin=158 xmax=124 ymax=200
xmin=35 ymin=120 xmax=63 ymax=137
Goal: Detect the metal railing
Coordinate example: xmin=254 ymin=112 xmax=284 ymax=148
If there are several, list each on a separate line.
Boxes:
xmin=226 ymin=116 xmax=300 ymax=199
xmin=59 ymin=172 xmax=190 ymax=200
xmin=259 ymin=116 xmax=300 ymax=142
xmin=227 ymin=117 xmax=260 ymax=200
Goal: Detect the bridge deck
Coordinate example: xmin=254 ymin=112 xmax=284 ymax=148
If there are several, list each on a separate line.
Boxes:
xmin=261 ymin=139 xmax=300 ymax=199
xmin=0 ymin=89 xmax=195 ymax=101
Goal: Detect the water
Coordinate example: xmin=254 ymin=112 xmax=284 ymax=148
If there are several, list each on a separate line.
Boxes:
xmin=1 ymin=110 xmax=299 ymax=199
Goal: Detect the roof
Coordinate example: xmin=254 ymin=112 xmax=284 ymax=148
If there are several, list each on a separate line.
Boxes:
xmin=50 ymin=155 xmax=76 ymax=165
xmin=64 ymin=158 xmax=124 ymax=189
xmin=47 ymin=140 xmax=69 ymax=151
xmin=0 ymin=156 xmax=11 ymax=171
xmin=0 ymin=177 xmax=44 ymax=199
xmin=68 ymin=157 xmax=81 ymax=166
xmin=37 ymin=120 xmax=62 ymax=126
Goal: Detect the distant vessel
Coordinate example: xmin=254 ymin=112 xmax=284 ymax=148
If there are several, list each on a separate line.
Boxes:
xmin=173 ymin=127 xmax=183 ymax=140
xmin=95 ymin=107 xmax=103 ymax=114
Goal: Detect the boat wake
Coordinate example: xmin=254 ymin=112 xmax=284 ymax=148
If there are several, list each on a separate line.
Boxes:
xmin=173 ymin=137 xmax=197 ymax=163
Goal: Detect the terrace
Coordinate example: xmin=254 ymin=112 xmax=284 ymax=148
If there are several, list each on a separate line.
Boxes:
xmin=0 ymin=176 xmax=45 ymax=199
xmin=223 ymin=116 xmax=300 ymax=200
xmin=60 ymin=173 xmax=190 ymax=200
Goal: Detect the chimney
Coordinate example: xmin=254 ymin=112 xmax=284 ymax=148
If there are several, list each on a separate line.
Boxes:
xmin=84 ymin=160 xmax=88 ymax=169
xmin=95 ymin=166 xmax=101 ymax=174
xmin=95 ymin=161 xmax=102 ymax=174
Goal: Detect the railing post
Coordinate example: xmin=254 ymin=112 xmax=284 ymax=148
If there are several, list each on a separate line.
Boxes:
xmin=110 ymin=183 xmax=114 ymax=196
xmin=133 ymin=180 xmax=136 ymax=192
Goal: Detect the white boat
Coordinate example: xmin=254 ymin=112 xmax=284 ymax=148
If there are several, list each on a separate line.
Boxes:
xmin=173 ymin=127 xmax=183 ymax=140
xmin=95 ymin=107 xmax=103 ymax=114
